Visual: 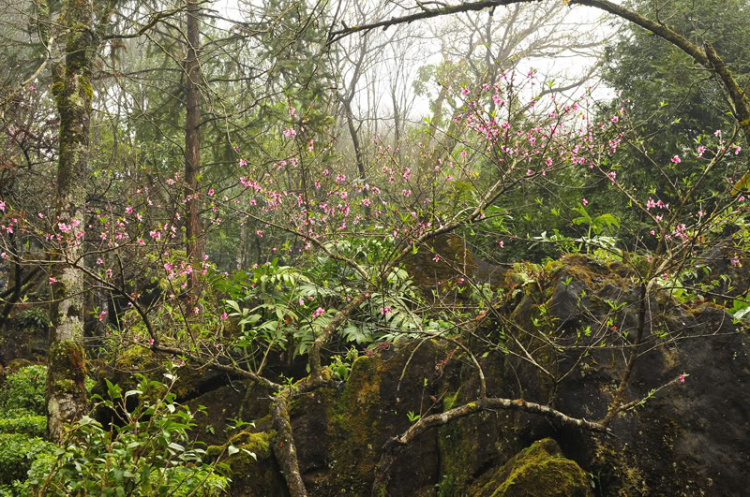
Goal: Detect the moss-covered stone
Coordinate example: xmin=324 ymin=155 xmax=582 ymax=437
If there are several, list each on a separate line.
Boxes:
xmin=97 ymin=345 xmax=206 ymax=399
xmin=405 ymin=234 xmax=478 ymax=296
xmin=206 ymin=427 xmax=286 ymax=497
xmin=471 ymin=438 xmax=591 ymax=497
xmin=319 ymin=355 xmax=384 ymax=494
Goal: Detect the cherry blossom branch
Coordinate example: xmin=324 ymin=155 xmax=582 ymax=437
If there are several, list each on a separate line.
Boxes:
xmin=329 ymin=0 xmax=750 ymax=145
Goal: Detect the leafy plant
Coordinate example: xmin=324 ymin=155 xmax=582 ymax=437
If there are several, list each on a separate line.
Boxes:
xmin=0 ymin=365 xmax=47 ymax=414
xmin=0 ymin=413 xmax=46 ymax=437
xmin=0 ymin=434 xmax=54 ymax=487
xmin=22 ymin=370 xmax=228 ymax=496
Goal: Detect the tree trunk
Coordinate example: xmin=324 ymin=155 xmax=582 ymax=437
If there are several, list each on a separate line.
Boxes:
xmin=46 ymin=0 xmax=95 ymax=442
xmin=236 ymin=220 xmax=247 ymax=271
xmin=185 ymin=0 xmax=203 ymax=289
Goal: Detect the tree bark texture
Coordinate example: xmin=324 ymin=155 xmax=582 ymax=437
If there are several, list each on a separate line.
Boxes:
xmin=46 ymin=0 xmax=95 ymax=442
xmin=185 ymin=0 xmax=203 ymax=288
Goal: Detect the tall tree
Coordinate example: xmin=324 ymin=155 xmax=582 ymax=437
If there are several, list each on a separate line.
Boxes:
xmin=44 ymin=0 xmax=98 ymax=441
xmin=184 ymin=0 xmax=203 ymax=289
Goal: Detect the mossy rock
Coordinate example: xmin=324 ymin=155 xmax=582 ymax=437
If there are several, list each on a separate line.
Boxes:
xmin=96 ymin=345 xmax=209 ymax=400
xmin=471 ymin=438 xmax=591 ymax=497
xmin=405 ymin=234 xmax=478 ymax=295
xmin=206 ymin=426 xmax=287 ymax=497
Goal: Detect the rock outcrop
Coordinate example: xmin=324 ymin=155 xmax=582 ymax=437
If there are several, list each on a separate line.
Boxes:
xmin=131 ymin=254 xmax=750 ymax=496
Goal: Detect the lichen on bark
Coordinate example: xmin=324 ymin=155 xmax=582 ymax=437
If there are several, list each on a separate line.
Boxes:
xmin=45 ymin=0 xmax=96 ymax=443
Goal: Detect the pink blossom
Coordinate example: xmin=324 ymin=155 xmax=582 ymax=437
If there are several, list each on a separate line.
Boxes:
xmin=49 ymin=277 xmax=57 ymax=284
xmin=582 ymin=198 xmax=588 ymax=206
xmin=679 ymin=374 xmax=685 ymax=383
xmin=314 ymin=307 xmax=325 ymax=317
xmin=433 ymin=254 xmax=440 ymax=262
xmin=98 ymin=311 xmax=106 ymax=322
xmin=0 ymin=253 xmax=6 ymax=259
xmin=125 ymin=206 xmax=133 ymax=214
xmin=221 ymin=312 xmax=228 ymax=320
xmin=0 ymin=201 xmax=5 ymax=211
xmin=671 ymin=155 xmax=681 ymax=164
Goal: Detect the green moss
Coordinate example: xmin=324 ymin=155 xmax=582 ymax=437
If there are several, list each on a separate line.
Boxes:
xmin=207 ymin=429 xmax=274 ymax=471
xmin=77 ymin=75 xmax=93 ymax=101
xmin=319 ymin=355 xmax=385 ymax=494
xmin=472 ymin=439 xmax=591 ymax=497
xmin=47 ymin=339 xmax=85 ymax=395
xmin=206 ymin=427 xmax=285 ymax=496
xmin=438 ymin=412 xmax=481 ymax=494
xmin=443 ymin=389 xmax=461 ymax=411
xmin=51 ymin=81 xmax=64 ymax=98
xmin=102 ymin=345 xmax=204 ymax=399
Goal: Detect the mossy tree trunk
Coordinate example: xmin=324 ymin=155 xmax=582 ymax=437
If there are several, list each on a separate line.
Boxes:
xmin=46 ymin=0 xmax=96 ymax=442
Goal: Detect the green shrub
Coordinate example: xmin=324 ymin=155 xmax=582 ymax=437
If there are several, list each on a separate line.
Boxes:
xmin=24 ymin=371 xmax=229 ymax=496
xmin=0 ymin=411 xmax=46 ymax=437
xmin=0 ymin=365 xmax=47 ymax=414
xmin=0 ymin=434 xmax=54 ymax=485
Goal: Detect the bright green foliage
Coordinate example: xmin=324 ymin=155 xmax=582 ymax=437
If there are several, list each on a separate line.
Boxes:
xmin=0 ymin=434 xmax=54 ymax=489
xmin=219 ymin=238 xmax=429 ymax=365
xmin=0 ymin=365 xmax=47 ymax=414
xmin=0 ymin=413 xmax=47 ymax=437
xmin=19 ymin=372 xmax=228 ymax=496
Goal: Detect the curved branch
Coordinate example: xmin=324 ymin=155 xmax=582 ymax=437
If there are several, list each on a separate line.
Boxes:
xmin=371 ymin=395 xmax=611 ymax=494
xmin=329 ymin=0 xmax=750 ymax=145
